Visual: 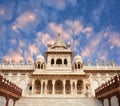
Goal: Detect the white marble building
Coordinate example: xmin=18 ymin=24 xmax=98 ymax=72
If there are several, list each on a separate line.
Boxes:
xmin=0 ymin=34 xmax=120 ymax=98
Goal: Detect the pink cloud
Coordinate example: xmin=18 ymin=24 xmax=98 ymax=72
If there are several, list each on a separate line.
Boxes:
xmin=12 ymin=12 xmax=36 ymax=32
xmin=109 ymin=34 xmax=120 ymax=47
xmin=65 ymin=20 xmax=83 ymax=34
xmin=81 ymin=47 xmax=91 ymax=58
xmin=3 ymin=51 xmax=23 ymax=63
xmin=29 ymin=44 xmax=39 ymax=55
xmin=17 ymin=12 xmax=36 ymax=27
xmin=48 ymin=22 xmax=70 ymax=39
xmin=36 ymin=32 xmax=54 ymax=45
xmin=0 ymin=7 xmax=5 ymax=16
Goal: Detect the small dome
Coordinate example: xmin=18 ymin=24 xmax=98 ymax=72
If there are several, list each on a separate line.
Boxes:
xmin=36 ymin=54 xmax=44 ymax=62
xmin=67 ymin=41 xmax=71 ymax=47
xmin=74 ymin=55 xmax=83 ymax=63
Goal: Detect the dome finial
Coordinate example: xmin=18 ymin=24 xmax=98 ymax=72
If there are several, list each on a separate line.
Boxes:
xmin=58 ymin=33 xmax=60 ymax=36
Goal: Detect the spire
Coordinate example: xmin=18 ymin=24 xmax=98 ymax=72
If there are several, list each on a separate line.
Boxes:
xmin=52 ymin=33 xmax=66 ymax=48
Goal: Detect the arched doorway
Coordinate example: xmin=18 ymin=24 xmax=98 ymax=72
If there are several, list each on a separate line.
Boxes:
xmin=47 ymin=80 xmax=53 ymax=94
xmin=56 ymin=59 xmax=62 ymax=64
xmin=77 ymin=80 xmax=83 ymax=94
xmin=55 ymin=80 xmax=63 ymax=94
xmin=34 ymin=80 xmax=41 ymax=94
xmin=64 ymin=59 xmax=67 ymax=65
xmin=65 ymin=80 xmax=71 ymax=94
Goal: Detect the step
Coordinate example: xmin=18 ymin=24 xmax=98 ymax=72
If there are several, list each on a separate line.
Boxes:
xmin=16 ymin=97 xmax=102 ymax=106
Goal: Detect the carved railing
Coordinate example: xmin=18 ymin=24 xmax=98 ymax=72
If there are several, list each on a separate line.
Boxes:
xmin=0 ymin=74 xmax=22 ymax=98
xmin=95 ymin=75 xmax=120 ymax=98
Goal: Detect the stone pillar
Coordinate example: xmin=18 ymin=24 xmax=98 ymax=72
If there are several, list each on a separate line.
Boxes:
xmin=75 ymin=80 xmax=77 ymax=95
xmin=83 ymin=79 xmax=86 ymax=95
xmin=108 ymin=97 xmax=111 ymax=106
xmin=89 ymin=76 xmax=93 ymax=96
xmin=63 ymin=80 xmax=66 ymax=95
xmin=45 ymin=80 xmax=47 ymax=95
xmin=52 ymin=80 xmax=55 ymax=95
xmin=32 ymin=79 xmax=34 ymax=94
xmin=13 ymin=100 xmax=16 ymax=106
xmin=5 ymin=97 xmax=9 ymax=106
xmin=41 ymin=80 xmax=43 ymax=95
xmin=117 ymin=94 xmax=120 ymax=106
xmin=70 ymin=80 xmax=73 ymax=94
xmin=102 ymin=100 xmax=104 ymax=106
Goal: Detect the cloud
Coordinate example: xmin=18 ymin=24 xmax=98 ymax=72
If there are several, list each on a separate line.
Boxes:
xmin=65 ymin=20 xmax=83 ymax=35
xmin=48 ymin=22 xmax=70 ymax=39
xmin=0 ymin=7 xmax=5 ymax=16
xmin=108 ymin=33 xmax=120 ymax=48
xmin=92 ymin=0 xmax=105 ymax=24
xmin=48 ymin=20 xmax=93 ymax=40
xmin=29 ymin=44 xmax=39 ymax=55
xmin=11 ymin=11 xmax=40 ymax=35
xmin=81 ymin=47 xmax=91 ymax=58
xmin=0 ymin=2 xmax=15 ymax=22
xmin=12 ymin=11 xmax=36 ymax=33
xmin=81 ymin=31 xmax=103 ymax=58
xmin=3 ymin=49 xmax=23 ymax=63
xmin=17 ymin=12 xmax=36 ymax=27
xmin=36 ymin=32 xmax=54 ymax=45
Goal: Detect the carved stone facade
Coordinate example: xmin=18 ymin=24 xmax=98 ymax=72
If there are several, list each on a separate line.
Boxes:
xmin=0 ymin=34 xmax=120 ymax=99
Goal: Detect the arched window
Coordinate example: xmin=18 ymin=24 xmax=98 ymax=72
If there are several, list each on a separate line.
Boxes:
xmin=34 ymin=80 xmax=41 ymax=94
xmin=38 ymin=64 xmax=40 ymax=69
xmin=51 ymin=59 xmax=54 ymax=64
xmin=56 ymin=59 xmax=62 ymax=64
xmin=55 ymin=80 xmax=63 ymax=94
xmin=47 ymin=80 xmax=53 ymax=94
xmin=78 ymin=64 xmax=80 ymax=69
xmin=75 ymin=64 xmax=77 ymax=69
xmin=77 ymin=80 xmax=83 ymax=94
xmin=64 ymin=59 xmax=67 ymax=65
xmin=41 ymin=64 xmax=43 ymax=69
xmin=29 ymin=86 xmax=32 ymax=90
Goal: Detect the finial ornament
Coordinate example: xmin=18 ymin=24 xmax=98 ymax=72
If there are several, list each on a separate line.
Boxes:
xmin=58 ymin=33 xmax=60 ymax=36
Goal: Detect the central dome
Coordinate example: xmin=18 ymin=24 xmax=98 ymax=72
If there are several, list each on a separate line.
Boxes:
xmin=36 ymin=54 xmax=44 ymax=62
xmin=74 ymin=55 xmax=83 ymax=63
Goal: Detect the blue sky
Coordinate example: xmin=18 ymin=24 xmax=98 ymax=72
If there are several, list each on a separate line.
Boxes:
xmin=0 ymin=0 xmax=120 ymax=65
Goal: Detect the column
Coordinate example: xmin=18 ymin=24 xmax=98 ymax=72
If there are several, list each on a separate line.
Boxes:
xmin=70 ymin=80 xmax=73 ymax=94
xmin=89 ymin=76 xmax=93 ymax=96
xmin=63 ymin=80 xmax=66 ymax=95
xmin=45 ymin=80 xmax=47 ymax=95
xmin=102 ymin=100 xmax=104 ymax=106
xmin=117 ymin=95 xmax=120 ymax=106
xmin=13 ymin=100 xmax=16 ymax=106
xmin=32 ymin=79 xmax=34 ymax=94
xmin=108 ymin=97 xmax=111 ymax=106
xmin=41 ymin=80 xmax=43 ymax=95
xmin=75 ymin=80 xmax=77 ymax=95
xmin=83 ymin=79 xmax=86 ymax=95
xmin=5 ymin=97 xmax=9 ymax=106
xmin=52 ymin=80 xmax=55 ymax=95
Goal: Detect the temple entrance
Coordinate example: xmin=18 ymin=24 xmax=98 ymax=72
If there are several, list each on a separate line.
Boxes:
xmin=55 ymin=80 xmax=63 ymax=94
xmin=77 ymin=80 xmax=83 ymax=94
xmin=47 ymin=80 xmax=53 ymax=94
xmin=34 ymin=80 xmax=41 ymax=94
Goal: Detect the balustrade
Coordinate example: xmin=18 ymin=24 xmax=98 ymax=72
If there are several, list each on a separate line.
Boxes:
xmin=0 ymin=74 xmax=22 ymax=97
xmin=95 ymin=75 xmax=120 ymax=98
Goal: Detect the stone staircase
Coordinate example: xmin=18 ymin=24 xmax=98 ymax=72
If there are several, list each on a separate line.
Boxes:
xmin=15 ymin=97 xmax=102 ymax=106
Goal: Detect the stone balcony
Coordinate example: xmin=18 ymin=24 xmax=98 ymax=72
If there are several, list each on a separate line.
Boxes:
xmin=0 ymin=64 xmax=34 ymax=71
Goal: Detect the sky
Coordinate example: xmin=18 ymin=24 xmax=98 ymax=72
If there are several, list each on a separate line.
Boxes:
xmin=0 ymin=0 xmax=120 ymax=65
